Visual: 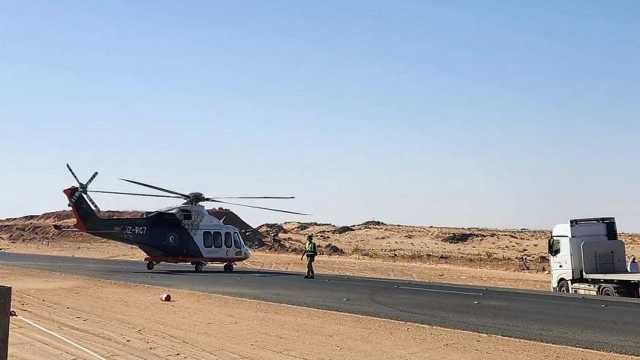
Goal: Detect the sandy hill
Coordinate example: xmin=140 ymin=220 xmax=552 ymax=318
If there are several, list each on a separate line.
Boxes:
xmin=0 ymin=209 xmax=258 ymax=245
xmin=0 ymin=210 xmax=142 ymax=245
xmin=2 ymin=212 xmax=639 ymax=271
xmin=256 ymin=221 xmax=640 ymax=270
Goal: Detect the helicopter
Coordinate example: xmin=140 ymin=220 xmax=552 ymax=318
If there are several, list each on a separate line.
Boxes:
xmin=62 ymin=164 xmax=308 ymax=272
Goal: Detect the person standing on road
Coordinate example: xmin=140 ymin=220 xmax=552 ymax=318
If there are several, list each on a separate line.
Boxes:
xmin=301 ymin=234 xmax=317 ymax=279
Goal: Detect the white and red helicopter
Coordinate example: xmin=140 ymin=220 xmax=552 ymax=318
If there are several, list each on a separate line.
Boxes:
xmin=62 ymin=164 xmax=307 ymax=272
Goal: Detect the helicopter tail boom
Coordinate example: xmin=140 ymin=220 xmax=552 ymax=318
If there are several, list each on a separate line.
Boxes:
xmin=63 ymin=186 xmax=144 ymax=237
xmin=64 ymin=186 xmax=100 ymax=232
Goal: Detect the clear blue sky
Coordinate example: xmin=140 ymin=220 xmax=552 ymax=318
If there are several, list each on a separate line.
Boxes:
xmin=1 ymin=1 xmax=639 ymax=231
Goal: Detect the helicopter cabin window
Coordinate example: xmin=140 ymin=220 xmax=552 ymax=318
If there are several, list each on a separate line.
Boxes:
xmin=180 ymin=209 xmax=192 ymax=221
xmin=203 ymin=231 xmax=213 ymax=248
xmin=213 ymin=232 xmax=222 ymax=248
xmin=233 ymin=232 xmax=243 ymax=249
xmin=224 ymin=232 xmax=232 ymax=248
xmin=213 ymin=231 xmax=222 ymax=249
xmin=225 ymin=232 xmax=232 ymax=248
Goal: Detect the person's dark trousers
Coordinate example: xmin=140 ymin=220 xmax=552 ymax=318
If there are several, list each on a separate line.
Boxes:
xmin=306 ymin=255 xmax=315 ymax=278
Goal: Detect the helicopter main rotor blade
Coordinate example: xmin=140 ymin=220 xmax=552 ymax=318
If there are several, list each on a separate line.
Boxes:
xmin=208 ymin=196 xmax=295 ymax=200
xmin=66 ymin=163 xmax=82 ymax=186
xmin=90 ymin=190 xmax=184 ymax=199
xmin=120 ymin=178 xmax=190 ymax=199
xmin=85 ymin=171 xmax=99 ymax=187
xmin=206 ymin=199 xmax=309 ymax=215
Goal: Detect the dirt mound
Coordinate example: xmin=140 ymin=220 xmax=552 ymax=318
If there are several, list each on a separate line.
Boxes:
xmin=285 ymin=223 xmax=311 ymax=232
xmin=323 ymin=243 xmax=345 ymax=255
xmin=208 ymin=208 xmax=264 ymax=248
xmin=249 ymin=219 xmax=564 ymax=270
xmin=257 ymin=223 xmax=285 ymax=236
xmin=334 ymin=226 xmax=354 ymax=234
xmin=359 ymin=220 xmax=386 ymax=227
xmin=1 ymin=211 xmax=74 ymax=224
xmin=441 ymin=233 xmax=478 ymax=244
xmin=0 ymin=210 xmax=146 ymax=245
xmin=281 ymin=222 xmax=336 ymax=233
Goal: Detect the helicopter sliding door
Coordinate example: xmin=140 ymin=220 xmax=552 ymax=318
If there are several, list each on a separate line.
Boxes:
xmin=200 ymin=230 xmax=225 ymax=260
xmin=197 ymin=228 xmax=245 ymax=261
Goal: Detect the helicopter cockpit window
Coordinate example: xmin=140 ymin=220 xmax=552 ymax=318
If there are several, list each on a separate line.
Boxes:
xmin=213 ymin=232 xmax=223 ymax=248
xmin=223 ymin=232 xmax=232 ymax=248
xmin=203 ymin=231 xmax=213 ymax=248
xmin=180 ymin=209 xmax=192 ymax=221
xmin=233 ymin=232 xmax=243 ymax=249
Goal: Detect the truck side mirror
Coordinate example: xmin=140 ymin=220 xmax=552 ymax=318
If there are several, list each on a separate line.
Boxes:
xmin=548 ymin=237 xmax=561 ymax=256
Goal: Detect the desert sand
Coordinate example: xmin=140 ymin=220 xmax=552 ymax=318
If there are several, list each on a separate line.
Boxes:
xmin=3 ymin=211 xmax=639 ymax=275
xmin=2 ymin=212 xmax=639 ymax=359
xmin=0 ymin=237 xmax=549 ymax=290
xmin=4 ymin=265 xmax=636 ymax=360
xmin=0 ymin=210 xmax=560 ymax=291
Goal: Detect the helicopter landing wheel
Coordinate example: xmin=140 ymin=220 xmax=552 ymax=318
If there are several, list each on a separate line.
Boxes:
xmin=146 ymin=261 xmax=155 ymax=271
xmin=194 ymin=262 xmax=204 ymax=273
xmin=223 ymin=263 xmax=234 ymax=273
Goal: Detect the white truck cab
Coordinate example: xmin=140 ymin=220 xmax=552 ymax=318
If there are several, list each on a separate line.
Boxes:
xmin=549 ymin=217 xmax=639 ymax=297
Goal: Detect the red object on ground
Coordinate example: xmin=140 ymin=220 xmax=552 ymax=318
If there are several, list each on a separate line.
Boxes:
xmin=160 ymin=293 xmax=171 ymax=302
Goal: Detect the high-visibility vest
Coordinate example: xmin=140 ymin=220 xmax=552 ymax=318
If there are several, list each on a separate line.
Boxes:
xmin=306 ymin=242 xmax=317 ymax=255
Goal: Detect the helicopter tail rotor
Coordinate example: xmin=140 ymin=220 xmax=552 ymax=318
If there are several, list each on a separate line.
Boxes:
xmin=66 ymin=163 xmax=101 ymax=213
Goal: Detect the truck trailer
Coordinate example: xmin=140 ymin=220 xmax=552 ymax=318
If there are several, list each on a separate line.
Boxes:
xmin=549 ymin=217 xmax=640 ymax=297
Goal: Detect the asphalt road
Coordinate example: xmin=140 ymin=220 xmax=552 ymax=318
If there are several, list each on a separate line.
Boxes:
xmin=1 ymin=252 xmax=639 ymax=355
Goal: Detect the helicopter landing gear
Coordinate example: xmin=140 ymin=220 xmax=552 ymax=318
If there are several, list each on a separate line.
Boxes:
xmin=146 ymin=261 xmax=155 ymax=271
xmin=223 ymin=263 xmax=234 ymax=273
xmin=194 ymin=262 xmax=205 ymax=273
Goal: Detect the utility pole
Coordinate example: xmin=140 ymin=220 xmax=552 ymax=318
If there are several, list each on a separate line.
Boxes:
xmin=0 ymin=286 xmax=10 ymax=360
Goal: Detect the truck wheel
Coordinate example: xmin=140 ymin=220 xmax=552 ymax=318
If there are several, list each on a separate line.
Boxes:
xmin=224 ymin=263 xmax=234 ymax=272
xmin=557 ymin=280 xmax=570 ymax=294
xmin=146 ymin=261 xmax=155 ymax=271
xmin=599 ymin=285 xmax=618 ymax=297
xmin=194 ymin=262 xmax=204 ymax=273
